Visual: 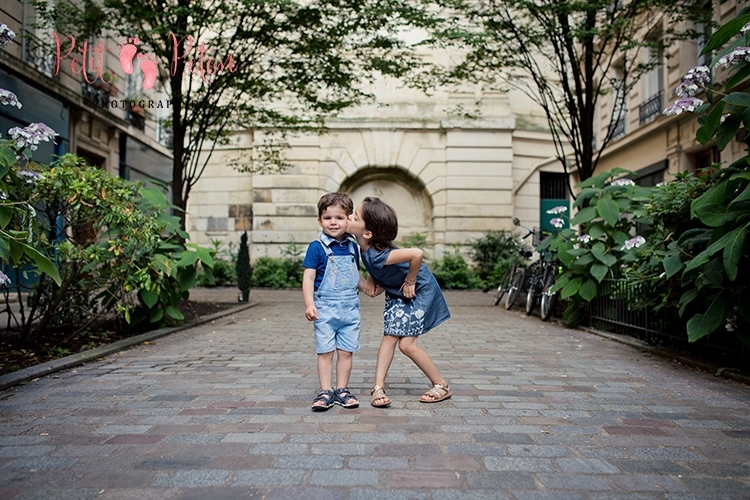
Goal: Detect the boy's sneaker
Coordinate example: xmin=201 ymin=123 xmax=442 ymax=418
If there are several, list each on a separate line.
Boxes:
xmin=311 ymin=389 xmax=335 ymax=411
xmin=334 ymin=387 xmax=359 ymax=408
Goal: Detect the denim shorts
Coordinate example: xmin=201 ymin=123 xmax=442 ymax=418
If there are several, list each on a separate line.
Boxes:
xmin=314 ymin=297 xmax=361 ymax=354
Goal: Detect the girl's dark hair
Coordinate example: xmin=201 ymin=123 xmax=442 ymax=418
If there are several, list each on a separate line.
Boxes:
xmin=361 ymin=197 xmax=398 ymax=250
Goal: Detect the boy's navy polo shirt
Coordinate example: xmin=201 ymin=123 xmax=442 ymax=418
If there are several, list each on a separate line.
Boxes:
xmin=303 ymin=232 xmax=360 ymax=291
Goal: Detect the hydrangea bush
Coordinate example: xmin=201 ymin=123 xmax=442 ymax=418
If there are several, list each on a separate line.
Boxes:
xmin=657 ymin=9 xmax=750 ymax=342
xmin=538 ymin=168 xmax=652 ymax=323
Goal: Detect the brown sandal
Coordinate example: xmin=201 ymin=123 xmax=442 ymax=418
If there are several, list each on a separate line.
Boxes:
xmin=420 ymin=384 xmax=451 ymax=403
xmin=370 ymin=385 xmax=391 ymax=407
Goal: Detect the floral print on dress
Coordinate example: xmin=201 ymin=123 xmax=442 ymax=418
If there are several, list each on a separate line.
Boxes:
xmin=384 ymin=296 xmax=426 ymax=336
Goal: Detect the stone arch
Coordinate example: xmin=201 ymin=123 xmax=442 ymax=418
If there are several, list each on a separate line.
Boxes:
xmin=339 ymin=166 xmax=433 ymax=242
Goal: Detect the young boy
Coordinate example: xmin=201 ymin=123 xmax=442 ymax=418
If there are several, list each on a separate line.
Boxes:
xmin=302 ymin=192 xmax=380 ymax=411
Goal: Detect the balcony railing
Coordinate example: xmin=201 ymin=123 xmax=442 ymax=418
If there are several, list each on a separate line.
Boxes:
xmin=81 ymin=81 xmax=115 ymax=109
xmin=22 ymin=31 xmax=55 ymax=78
xmin=608 ymin=116 xmax=626 ymax=141
xmin=128 ymin=108 xmax=146 ymax=130
xmin=639 ymin=91 xmax=663 ymax=125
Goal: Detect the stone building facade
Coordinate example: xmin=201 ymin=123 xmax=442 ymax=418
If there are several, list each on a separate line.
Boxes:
xmin=187 ymin=87 xmax=561 ymax=260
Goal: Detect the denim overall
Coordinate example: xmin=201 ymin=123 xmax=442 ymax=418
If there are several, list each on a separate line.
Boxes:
xmin=313 ymin=236 xmax=361 ymax=354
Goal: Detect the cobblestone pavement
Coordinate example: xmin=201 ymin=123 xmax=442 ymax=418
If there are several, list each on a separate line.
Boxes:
xmin=1 ymin=289 xmax=749 ymax=500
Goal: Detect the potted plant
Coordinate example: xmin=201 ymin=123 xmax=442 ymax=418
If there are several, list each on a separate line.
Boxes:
xmin=236 ymin=231 xmax=252 ymax=302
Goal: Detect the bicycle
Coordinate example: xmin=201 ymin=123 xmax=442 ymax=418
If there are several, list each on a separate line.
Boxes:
xmin=493 ymin=218 xmax=533 ymax=309
xmin=524 ymin=245 xmax=560 ymax=322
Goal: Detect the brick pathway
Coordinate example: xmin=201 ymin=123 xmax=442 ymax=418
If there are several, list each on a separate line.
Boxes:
xmin=1 ymin=289 xmax=749 ymax=499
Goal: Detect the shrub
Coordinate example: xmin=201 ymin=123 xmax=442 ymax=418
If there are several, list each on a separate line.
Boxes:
xmin=431 ymin=247 xmax=482 ymax=289
xmin=251 ymin=242 xmax=303 ymax=288
xmin=469 ymin=230 xmax=517 ymax=287
xmin=236 ymin=231 xmax=252 ymax=292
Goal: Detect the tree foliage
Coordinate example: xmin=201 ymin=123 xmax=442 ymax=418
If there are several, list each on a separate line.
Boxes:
xmin=422 ymin=0 xmax=711 ymax=184
xmin=34 ymin=0 xmax=435 ymax=231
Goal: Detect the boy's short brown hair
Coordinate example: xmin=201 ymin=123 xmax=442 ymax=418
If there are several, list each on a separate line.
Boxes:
xmin=317 ymin=192 xmax=354 ymax=217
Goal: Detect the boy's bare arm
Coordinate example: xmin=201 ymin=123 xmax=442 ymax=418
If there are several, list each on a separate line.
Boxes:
xmin=302 ymin=268 xmax=318 ymax=321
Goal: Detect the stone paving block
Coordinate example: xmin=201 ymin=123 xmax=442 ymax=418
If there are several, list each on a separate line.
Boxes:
xmin=309 ymin=469 xmax=379 ymax=486
xmin=72 ymin=470 xmax=157 ymax=488
xmin=387 ymin=470 xmax=462 ymax=488
xmin=232 ymin=469 xmax=306 ymax=486
xmin=432 ymin=490 xmax=511 ymax=500
xmin=0 ymin=446 xmax=56 ymax=457
xmin=274 ymin=455 xmax=344 ymax=469
xmin=511 ymin=493 xmax=585 ymax=500
xmin=349 ymin=489 xmax=427 ymax=500
xmin=556 ymin=457 xmax=620 ymax=473
xmin=485 ymin=456 xmax=556 ymax=472
xmin=12 ymin=488 xmax=101 ymax=500
xmin=536 ymin=473 xmax=613 ymax=490
xmin=609 ymin=474 xmax=689 ymax=492
xmin=348 ymin=456 xmax=409 ymax=470
xmin=507 ymin=444 xmax=574 ymax=457
xmin=463 ymin=471 xmax=537 ymax=489
xmin=2 ymin=457 xmax=78 ymax=470
xmin=171 ymin=486 xmax=265 ymax=500
xmin=152 ymin=469 xmax=230 ymax=487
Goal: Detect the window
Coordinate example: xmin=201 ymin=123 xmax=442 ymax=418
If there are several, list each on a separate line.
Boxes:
xmin=609 ymin=64 xmax=627 ymax=140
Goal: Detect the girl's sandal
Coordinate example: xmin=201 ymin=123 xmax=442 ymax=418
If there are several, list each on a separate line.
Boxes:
xmin=370 ymin=385 xmax=391 ymax=408
xmin=420 ymin=384 xmax=452 ymax=403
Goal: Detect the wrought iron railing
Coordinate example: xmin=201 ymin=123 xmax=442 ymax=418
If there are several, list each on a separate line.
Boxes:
xmin=81 ymin=81 xmax=113 ymax=109
xmin=608 ymin=116 xmax=626 ymax=141
xmin=639 ymin=91 xmax=663 ymax=125
xmin=22 ymin=30 xmax=55 ymax=78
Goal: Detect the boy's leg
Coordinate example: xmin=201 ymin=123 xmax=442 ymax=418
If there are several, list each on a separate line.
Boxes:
xmin=334 ymin=349 xmax=354 ymax=390
xmin=312 ymin=351 xmax=335 ymax=409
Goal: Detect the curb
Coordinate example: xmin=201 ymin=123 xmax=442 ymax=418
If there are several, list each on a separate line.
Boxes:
xmin=580 ymin=326 xmax=750 ymax=386
xmin=0 ymin=301 xmax=258 ymax=391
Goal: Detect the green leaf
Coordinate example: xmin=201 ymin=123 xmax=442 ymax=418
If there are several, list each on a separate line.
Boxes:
xmin=596 ymin=196 xmax=619 ymax=227
xmin=686 ymin=295 xmax=725 ymax=342
xmin=24 ymin=246 xmax=62 ymax=285
xmin=177 ymin=251 xmax=199 ymax=267
xmin=730 ymin=183 xmax=750 ymax=205
xmin=179 ymin=264 xmax=197 ymax=291
xmin=164 ymin=305 xmax=184 ymax=321
xmin=550 ymin=274 xmax=569 ymax=294
xmin=701 ymin=101 xmax=726 ymax=140
xmin=0 ymin=206 xmax=12 ymax=229
xmin=578 ymin=279 xmax=597 ymax=302
xmin=704 ymin=12 xmax=750 ymax=55
xmin=663 ymin=251 xmax=683 ymax=279
xmin=590 ymin=263 xmax=609 ymax=282
xmin=729 ymin=64 xmax=750 ymax=96
xmin=723 ymin=223 xmax=749 ymax=281
xmin=679 ymin=289 xmax=700 ymax=317
xmin=570 ymin=206 xmax=598 ymax=225
xmin=716 ymin=113 xmax=742 ymax=150
xmin=587 ymin=223 xmax=605 ymax=239
xmin=573 ymin=253 xmax=596 ymax=267
xmin=0 ymin=146 xmax=15 ymax=170
xmin=193 ymin=246 xmax=214 ymax=267
xmin=692 ymin=180 xmax=743 ymax=226
xmin=722 ymin=92 xmax=750 ymax=107
xmin=590 ymin=242 xmax=615 ymax=266
xmin=140 ymin=289 xmax=158 ymax=309
xmin=149 ymin=308 xmax=164 ymax=323
xmin=560 ymin=278 xmax=582 ymax=299
xmin=684 ymin=225 xmax=745 ymax=274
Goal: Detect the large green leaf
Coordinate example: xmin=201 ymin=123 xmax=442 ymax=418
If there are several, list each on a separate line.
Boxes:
xmin=663 ymin=251 xmax=683 ymax=279
xmin=164 ymin=305 xmax=184 ymax=321
xmin=587 ymin=222 xmax=605 ymax=239
xmin=686 ymin=295 xmax=725 ymax=342
xmin=692 ymin=180 xmax=743 ymax=227
xmin=579 ymin=279 xmax=597 ymax=302
xmin=722 ymin=92 xmax=750 ymax=107
xmin=723 ymin=223 xmax=749 ymax=281
xmin=679 ymin=289 xmax=700 ymax=317
xmin=596 ymin=196 xmax=619 ymax=227
xmin=0 ymin=206 xmax=12 ymax=229
xmin=140 ymin=289 xmax=159 ymax=309
xmin=179 ymin=264 xmax=197 ymax=291
xmin=177 ymin=251 xmax=199 ymax=268
xmin=560 ymin=278 xmax=582 ymax=299
xmin=590 ymin=263 xmax=608 ymax=282
xmin=24 ymin=246 xmax=62 ymax=285
xmin=570 ymin=206 xmax=598 ymax=225
xmin=704 ymin=12 xmax=750 ymax=55
xmin=717 ymin=113 xmax=743 ymax=150
xmin=0 ymin=146 xmax=15 ymax=170
xmin=684 ymin=226 xmax=744 ymax=274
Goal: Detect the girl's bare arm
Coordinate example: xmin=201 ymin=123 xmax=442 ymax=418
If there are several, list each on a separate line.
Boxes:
xmin=385 ymin=248 xmax=422 ymax=297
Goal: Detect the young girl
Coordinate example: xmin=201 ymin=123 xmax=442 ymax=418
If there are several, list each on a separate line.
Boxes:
xmin=347 ymin=197 xmax=452 ymax=407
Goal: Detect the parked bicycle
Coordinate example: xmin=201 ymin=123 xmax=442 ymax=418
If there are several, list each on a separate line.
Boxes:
xmin=524 ymin=244 xmax=560 ymax=322
xmin=494 ymin=218 xmax=533 ymax=309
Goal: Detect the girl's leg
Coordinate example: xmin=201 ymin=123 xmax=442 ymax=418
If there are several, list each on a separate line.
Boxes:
xmin=372 ymin=335 xmax=399 ymax=406
xmin=397 ymin=337 xmax=447 ymax=387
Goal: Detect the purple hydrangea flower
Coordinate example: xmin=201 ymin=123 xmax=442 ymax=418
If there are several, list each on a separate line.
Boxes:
xmin=611 ymin=178 xmax=635 ymax=187
xmin=0 ymin=89 xmax=22 ymax=109
xmin=8 ymin=123 xmax=56 ymax=151
xmin=742 ymin=23 xmax=750 ymax=35
xmin=663 ymin=97 xmax=704 ymax=116
xmin=577 ymin=234 xmax=591 ymax=243
xmin=675 ymin=66 xmax=710 ymax=98
xmin=18 ymin=170 xmax=43 ymax=183
xmin=550 ymin=218 xmax=564 ymax=229
xmin=546 ymin=205 xmax=568 ymax=215
xmin=621 ymin=235 xmax=646 ymax=250
xmin=0 ymin=23 xmax=15 ymax=47
xmin=0 ymin=270 xmax=10 ymax=286
xmin=718 ymin=47 xmax=750 ymax=68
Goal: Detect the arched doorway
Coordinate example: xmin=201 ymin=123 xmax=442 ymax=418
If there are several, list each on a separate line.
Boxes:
xmin=340 ymin=167 xmax=433 ymax=243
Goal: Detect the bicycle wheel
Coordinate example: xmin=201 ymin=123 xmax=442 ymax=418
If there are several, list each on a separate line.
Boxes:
xmin=494 ymin=265 xmax=514 ymax=306
xmin=525 ymin=278 xmax=538 ymax=315
xmin=540 ymin=268 xmax=557 ymax=322
xmin=504 ymin=268 xmax=525 ymax=310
